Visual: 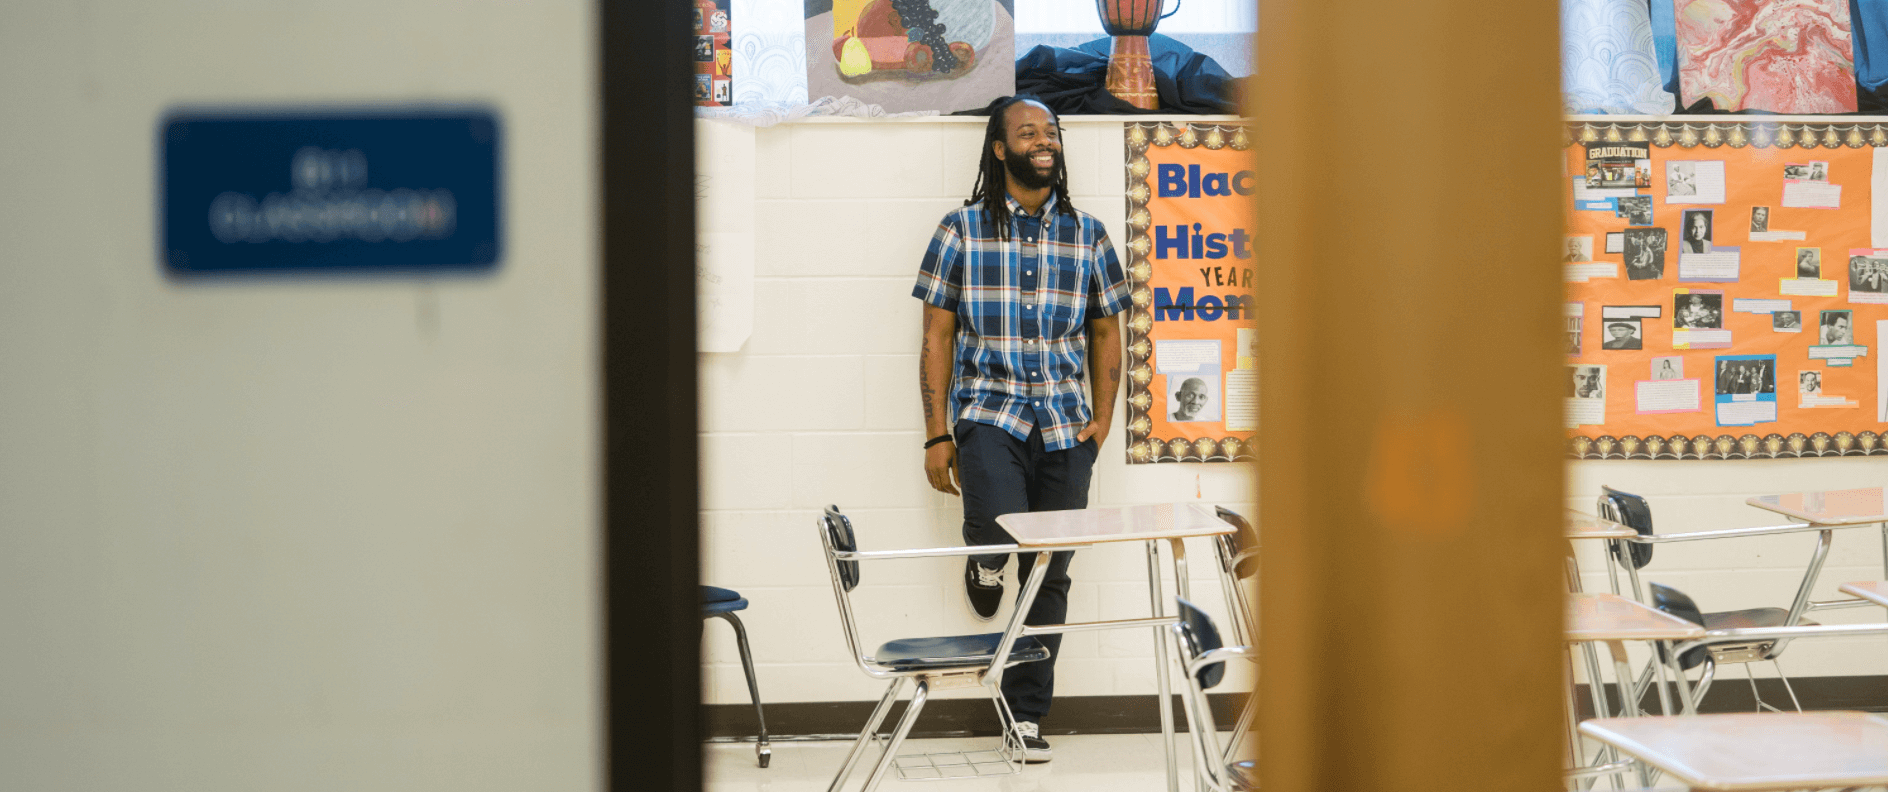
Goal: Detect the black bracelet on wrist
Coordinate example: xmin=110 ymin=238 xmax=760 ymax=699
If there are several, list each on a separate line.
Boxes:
xmin=924 ymin=434 xmax=953 ymax=449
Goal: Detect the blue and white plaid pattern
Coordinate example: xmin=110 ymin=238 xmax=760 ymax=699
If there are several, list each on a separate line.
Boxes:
xmin=913 ymin=194 xmax=1131 ymax=452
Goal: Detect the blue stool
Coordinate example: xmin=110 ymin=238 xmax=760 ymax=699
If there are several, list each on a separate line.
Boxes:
xmin=703 ymin=585 xmax=771 ymax=767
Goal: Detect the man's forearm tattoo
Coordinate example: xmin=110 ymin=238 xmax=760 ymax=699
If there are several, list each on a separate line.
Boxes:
xmin=920 ymin=313 xmax=938 ymax=426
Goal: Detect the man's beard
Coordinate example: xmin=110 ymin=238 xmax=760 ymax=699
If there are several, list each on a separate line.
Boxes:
xmin=1004 ymin=147 xmax=1061 ymax=191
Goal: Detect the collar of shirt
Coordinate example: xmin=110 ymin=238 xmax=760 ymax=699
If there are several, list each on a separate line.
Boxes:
xmin=1005 ymin=192 xmax=1059 ymax=225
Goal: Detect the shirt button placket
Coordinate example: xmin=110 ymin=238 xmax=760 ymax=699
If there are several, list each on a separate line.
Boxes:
xmin=1019 ymin=217 xmax=1042 ymax=422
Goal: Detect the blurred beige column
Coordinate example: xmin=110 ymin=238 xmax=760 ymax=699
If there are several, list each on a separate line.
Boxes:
xmin=1252 ymin=2 xmax=1568 ymax=790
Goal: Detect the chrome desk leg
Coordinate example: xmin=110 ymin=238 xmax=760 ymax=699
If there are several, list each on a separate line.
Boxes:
xmin=1880 ymin=521 xmax=1887 ymax=578
xmin=1562 ymin=652 xmax=1583 ymax=772
xmin=1648 ymin=642 xmax=1674 ymax=716
xmin=1605 ymin=641 xmax=1651 ymax=788
xmin=1167 ymin=538 xmax=1211 ymax=792
xmin=1148 ymin=540 xmax=1179 ymax=792
xmin=827 ymin=676 xmax=906 ymax=792
xmin=859 ymin=678 xmax=929 ymax=792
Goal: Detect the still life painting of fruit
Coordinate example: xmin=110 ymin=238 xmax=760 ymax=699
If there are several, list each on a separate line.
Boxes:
xmin=831 ymin=0 xmax=992 ymax=81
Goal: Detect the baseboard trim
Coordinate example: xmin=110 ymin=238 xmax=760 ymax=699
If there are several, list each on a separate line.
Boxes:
xmin=706 ymin=675 xmax=1888 ymax=740
xmin=1573 ymin=674 xmax=1888 ymax=718
xmin=705 ymin=693 xmax=1248 ymax=740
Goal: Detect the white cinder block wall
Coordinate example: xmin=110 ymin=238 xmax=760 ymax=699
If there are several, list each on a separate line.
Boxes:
xmin=1567 ymin=459 xmax=1888 ymax=680
xmin=698 ymin=117 xmax=1259 ymax=706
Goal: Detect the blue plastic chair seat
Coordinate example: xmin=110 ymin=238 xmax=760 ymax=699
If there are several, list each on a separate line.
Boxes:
xmin=703 ymin=585 xmax=748 ymax=615
xmin=872 ymin=633 xmax=1050 ymax=672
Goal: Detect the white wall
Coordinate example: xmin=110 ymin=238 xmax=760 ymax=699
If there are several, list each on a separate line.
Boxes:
xmin=0 ymin=4 xmax=598 ymax=791
xmin=1567 ymin=458 xmax=1888 ymax=680
xmin=698 ymin=116 xmax=1257 ymax=707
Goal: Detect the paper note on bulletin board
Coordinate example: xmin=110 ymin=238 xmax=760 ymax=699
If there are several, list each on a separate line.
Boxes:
xmin=1121 ymin=122 xmax=1256 ymax=464
xmin=1564 ymin=120 xmax=1888 ymax=459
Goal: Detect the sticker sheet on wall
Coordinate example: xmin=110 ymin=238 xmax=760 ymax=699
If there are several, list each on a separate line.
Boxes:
xmin=803 ymin=0 xmax=1014 ymax=113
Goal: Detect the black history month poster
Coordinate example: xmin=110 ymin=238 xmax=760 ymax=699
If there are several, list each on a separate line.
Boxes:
xmin=1121 ymin=122 xmax=1256 ymax=464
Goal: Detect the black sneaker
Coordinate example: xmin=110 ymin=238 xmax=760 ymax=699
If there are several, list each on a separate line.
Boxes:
xmin=1010 ymin=721 xmax=1051 ymax=763
xmin=964 ymin=558 xmax=1003 ymax=621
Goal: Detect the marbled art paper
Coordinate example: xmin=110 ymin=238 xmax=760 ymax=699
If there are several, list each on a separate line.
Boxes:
xmin=1674 ymin=0 xmax=1858 ymax=113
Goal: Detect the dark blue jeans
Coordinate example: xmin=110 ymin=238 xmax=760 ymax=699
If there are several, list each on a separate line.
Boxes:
xmin=955 ymin=420 xmax=1096 ymax=725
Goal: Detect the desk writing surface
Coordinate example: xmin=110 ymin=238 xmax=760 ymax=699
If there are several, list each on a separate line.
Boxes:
xmin=1746 ymin=486 xmax=1888 ymax=525
xmin=1839 ymin=581 xmax=1888 ymax=607
xmin=1579 ymin=712 xmax=1888 ymax=791
xmin=997 ymin=503 xmax=1234 ymax=547
xmin=1565 ymin=509 xmax=1637 ymax=539
xmin=1565 ymin=593 xmax=1707 ymax=642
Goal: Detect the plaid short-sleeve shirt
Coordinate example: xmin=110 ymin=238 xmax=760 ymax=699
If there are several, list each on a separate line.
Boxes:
xmin=912 ymin=194 xmax=1131 ymax=452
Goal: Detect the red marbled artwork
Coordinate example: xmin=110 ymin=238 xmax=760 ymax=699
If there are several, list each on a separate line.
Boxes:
xmin=1674 ymin=0 xmax=1857 ymax=113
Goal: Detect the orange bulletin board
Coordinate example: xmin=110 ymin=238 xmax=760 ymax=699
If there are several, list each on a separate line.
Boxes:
xmin=1121 ymin=122 xmax=1256 ymax=464
xmin=1565 ymin=119 xmax=1888 ymax=459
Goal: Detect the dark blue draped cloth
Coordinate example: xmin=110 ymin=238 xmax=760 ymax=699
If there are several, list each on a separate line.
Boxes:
xmin=1009 ymin=34 xmax=1243 ymax=115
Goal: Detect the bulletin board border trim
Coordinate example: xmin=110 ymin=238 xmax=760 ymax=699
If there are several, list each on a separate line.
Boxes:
xmin=1566 ymin=117 xmax=1888 ymax=149
xmin=1121 ymin=120 xmax=1253 ymax=464
xmin=1570 ymin=432 xmax=1888 ymax=460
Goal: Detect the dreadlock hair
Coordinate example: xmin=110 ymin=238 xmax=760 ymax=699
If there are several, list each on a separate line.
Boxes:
xmin=965 ymin=94 xmax=1076 ymax=241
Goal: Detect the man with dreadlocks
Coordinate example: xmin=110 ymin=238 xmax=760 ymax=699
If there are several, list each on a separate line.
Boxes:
xmin=911 ymin=95 xmax=1129 ymax=761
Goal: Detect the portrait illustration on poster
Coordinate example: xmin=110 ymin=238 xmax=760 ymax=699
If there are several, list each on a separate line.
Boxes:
xmin=1121 ymin=122 xmax=1254 ymax=463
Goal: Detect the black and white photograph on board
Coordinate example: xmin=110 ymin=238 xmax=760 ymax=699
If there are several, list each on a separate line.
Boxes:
xmin=1674 ymin=292 xmax=1723 ymax=329
xmin=1567 ymin=314 xmax=1582 ymax=356
xmin=1799 ymin=370 xmax=1822 ymax=396
xmin=1750 ymin=206 xmax=1770 ymax=233
xmin=1600 ymin=319 xmax=1642 ymax=350
xmin=1820 ymin=310 xmax=1854 ymax=345
xmin=1623 ymin=227 xmax=1667 ymax=280
xmin=1680 ymin=209 xmax=1713 ymax=254
xmin=1568 ymin=365 xmax=1605 ymax=399
xmin=1616 ymin=196 xmax=1653 ymax=226
xmin=1563 ymin=236 xmax=1593 ymax=262
xmin=1651 ymin=356 xmax=1682 ymax=380
xmin=1850 ymin=255 xmax=1888 ymax=294
xmin=1165 ymin=375 xmax=1221 ymax=423
xmin=1714 ymin=357 xmax=1774 ymax=396
xmin=1773 ymin=310 xmax=1802 ymax=331
xmin=1797 ymin=248 xmax=1821 ymax=279
xmin=1667 ymin=161 xmax=1697 ymax=196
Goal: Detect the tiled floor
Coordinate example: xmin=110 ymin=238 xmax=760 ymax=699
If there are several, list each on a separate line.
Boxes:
xmin=706 ymin=733 xmax=1223 ymax=792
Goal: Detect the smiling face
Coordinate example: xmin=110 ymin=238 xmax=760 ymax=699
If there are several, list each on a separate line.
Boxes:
xmin=994 ymin=101 xmax=1062 ymax=192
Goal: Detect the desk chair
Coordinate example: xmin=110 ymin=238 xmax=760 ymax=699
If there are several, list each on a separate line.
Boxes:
xmin=1209 ymin=506 xmax=1258 ymax=762
xmin=1168 ymin=597 xmax=1258 ymax=792
xmin=1597 ymin=486 xmax=1817 ymax=714
xmin=816 ymin=505 xmax=1055 ymax=792
xmin=703 ymin=585 xmax=772 ymax=767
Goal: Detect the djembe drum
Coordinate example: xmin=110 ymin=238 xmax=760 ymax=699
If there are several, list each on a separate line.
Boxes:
xmin=1096 ymin=0 xmax=1173 ymax=109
